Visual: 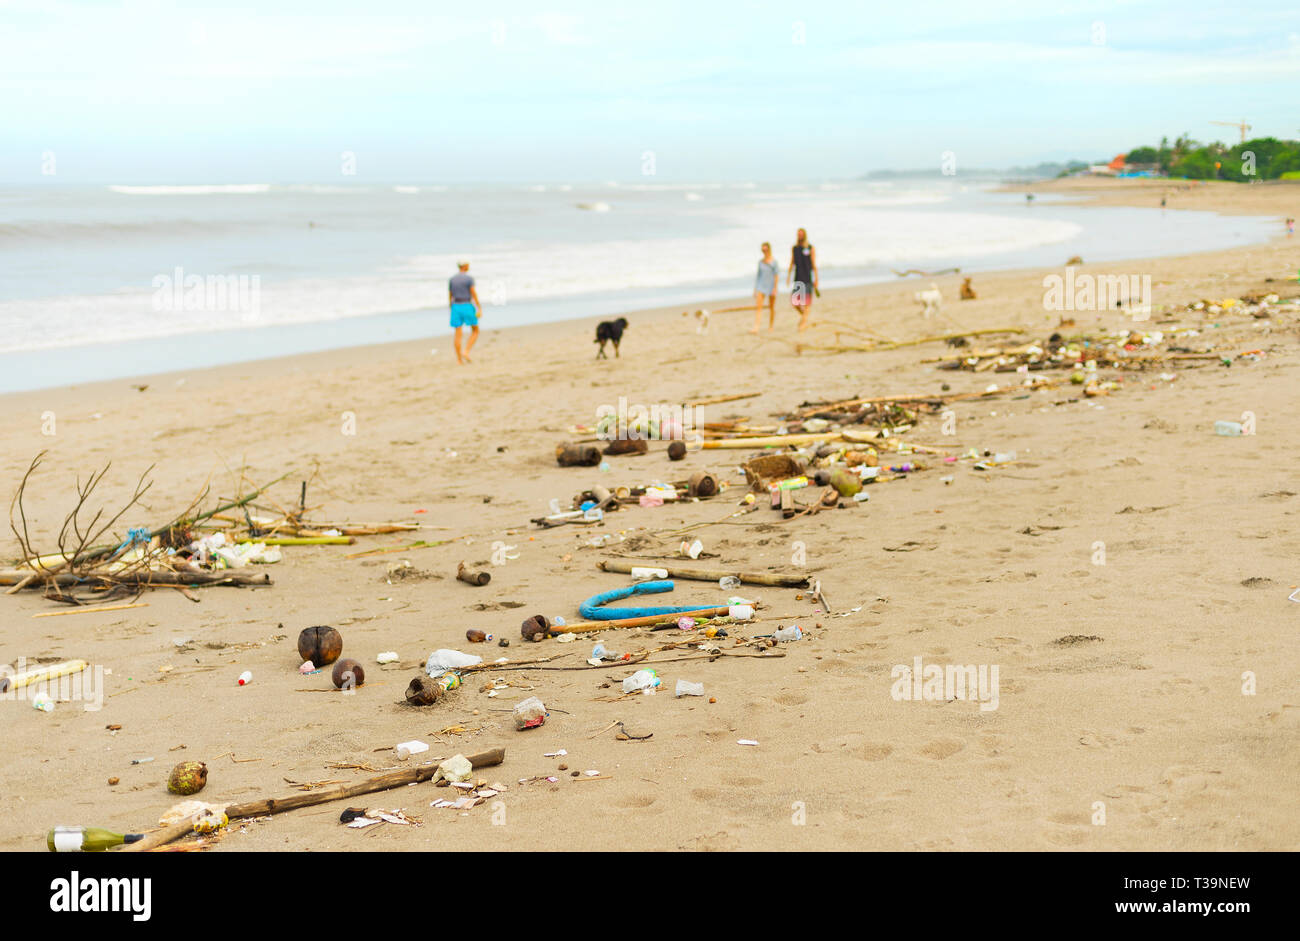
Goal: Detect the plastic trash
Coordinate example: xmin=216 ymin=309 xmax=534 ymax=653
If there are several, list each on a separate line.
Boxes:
xmin=433 ymin=754 xmax=473 ymax=784
xmin=395 ymin=740 xmax=429 ymax=760
xmin=512 ymin=696 xmax=548 ymax=730
xmin=1214 ymin=421 xmax=1243 ymax=436
xmin=631 ymin=566 xmax=669 ymax=581
xmin=237 ymin=671 xmax=252 ymax=686
xmin=31 ymin=692 xmax=54 ymax=712
xmin=680 ymin=539 xmax=703 ymax=559
xmin=376 ymin=651 xmax=399 ymax=664
xmin=675 ymin=679 xmax=705 ymax=698
xmin=622 ymin=669 xmax=661 ymax=694
xmin=719 ymin=576 xmax=742 ymax=590
xmin=773 ymin=625 xmax=803 ymax=642
xmin=853 ymin=491 xmax=870 ymax=503
xmin=425 ymin=649 xmax=483 ymax=677
xmin=299 ymin=660 xmax=315 ymax=674
xmin=728 ymin=604 xmax=754 ymax=620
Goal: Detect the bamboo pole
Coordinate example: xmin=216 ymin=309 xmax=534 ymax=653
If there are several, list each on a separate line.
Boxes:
xmin=551 ymin=606 xmax=733 ymax=634
xmin=32 ymin=603 xmax=148 ymax=618
xmin=0 ymin=569 xmax=271 ymax=588
xmin=121 ymin=747 xmax=507 ymax=852
xmin=235 ymin=536 xmax=354 ymax=546
xmin=682 ymin=392 xmax=762 ymax=407
xmin=700 ymin=432 xmax=841 ymax=450
xmin=0 ymin=659 xmax=88 ymax=693
xmin=597 ymin=559 xmax=810 ymax=588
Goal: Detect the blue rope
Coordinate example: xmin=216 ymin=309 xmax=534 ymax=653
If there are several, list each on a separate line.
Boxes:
xmin=115 ymin=526 xmax=152 ymax=552
xmin=578 ymin=580 xmax=713 ymax=620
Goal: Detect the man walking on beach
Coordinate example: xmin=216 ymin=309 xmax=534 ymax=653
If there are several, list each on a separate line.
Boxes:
xmin=448 ymin=261 xmax=481 ymax=364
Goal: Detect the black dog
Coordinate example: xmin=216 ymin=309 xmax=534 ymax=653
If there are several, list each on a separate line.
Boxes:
xmin=594 ymin=317 xmax=628 ymax=359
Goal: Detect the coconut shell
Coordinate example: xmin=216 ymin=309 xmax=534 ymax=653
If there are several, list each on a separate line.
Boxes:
xmin=298 ymin=626 xmax=343 ymax=666
xmin=520 ymin=614 xmax=551 ymax=642
xmin=332 ymin=658 xmax=365 ymax=689
xmin=167 ymin=760 xmax=207 ymax=796
xmin=405 ymin=676 xmax=443 ymax=706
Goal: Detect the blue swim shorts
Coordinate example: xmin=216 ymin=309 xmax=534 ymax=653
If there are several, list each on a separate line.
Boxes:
xmin=450 ymin=302 xmax=478 ymax=328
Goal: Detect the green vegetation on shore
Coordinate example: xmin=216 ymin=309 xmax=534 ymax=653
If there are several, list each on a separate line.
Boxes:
xmin=1110 ymin=135 xmax=1300 ymax=181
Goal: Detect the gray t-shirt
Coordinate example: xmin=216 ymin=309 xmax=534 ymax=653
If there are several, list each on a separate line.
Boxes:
xmin=449 ymin=272 xmax=474 ymax=303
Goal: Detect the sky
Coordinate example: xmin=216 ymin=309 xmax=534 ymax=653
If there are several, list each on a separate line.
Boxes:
xmin=2 ymin=0 xmax=1298 ymax=183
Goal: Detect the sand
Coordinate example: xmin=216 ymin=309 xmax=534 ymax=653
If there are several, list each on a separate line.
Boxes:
xmin=3 ymin=178 xmax=1297 ymax=852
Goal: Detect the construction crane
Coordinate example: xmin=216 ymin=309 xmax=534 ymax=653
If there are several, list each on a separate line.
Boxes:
xmin=1210 ymin=120 xmax=1252 ymax=143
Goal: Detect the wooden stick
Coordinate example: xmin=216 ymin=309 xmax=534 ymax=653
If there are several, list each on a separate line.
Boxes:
xmin=0 ymin=569 xmax=271 ymax=587
xmin=31 ymin=602 xmax=149 ymax=618
xmin=121 ymin=747 xmax=507 ymax=852
xmin=597 ymin=559 xmax=810 ymax=588
xmin=682 ymin=392 xmax=762 ymax=407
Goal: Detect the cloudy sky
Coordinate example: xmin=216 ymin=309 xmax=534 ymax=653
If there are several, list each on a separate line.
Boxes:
xmin=2 ymin=0 xmax=1297 ymax=182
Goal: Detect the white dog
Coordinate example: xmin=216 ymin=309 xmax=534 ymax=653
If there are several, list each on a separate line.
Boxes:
xmin=914 ymin=283 xmax=942 ymax=318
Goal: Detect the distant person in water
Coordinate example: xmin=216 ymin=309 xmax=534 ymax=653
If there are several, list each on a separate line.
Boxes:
xmin=448 ymin=261 xmax=481 ymax=364
xmin=787 ymin=228 xmax=817 ymax=332
xmin=751 ymin=242 xmax=779 ymax=333
xmin=1287 ymin=217 xmax=1295 ymax=236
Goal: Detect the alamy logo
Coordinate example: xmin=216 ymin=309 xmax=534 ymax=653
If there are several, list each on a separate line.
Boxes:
xmin=152 ymin=267 xmax=260 ymax=320
xmin=1 ymin=658 xmax=104 ymax=710
xmin=890 ymin=656 xmax=999 ymax=711
xmin=595 ymin=396 xmax=703 ymax=445
xmin=1043 ymin=269 xmax=1151 ymax=319
xmin=50 ymin=872 xmax=151 ymax=921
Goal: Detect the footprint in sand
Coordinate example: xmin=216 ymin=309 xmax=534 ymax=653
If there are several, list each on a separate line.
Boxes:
xmin=615 ymin=793 xmax=658 ymax=810
xmin=772 ymin=691 xmax=810 ymax=707
xmin=919 ymin=738 xmax=965 ymax=760
xmin=691 ymin=787 xmax=722 ymax=802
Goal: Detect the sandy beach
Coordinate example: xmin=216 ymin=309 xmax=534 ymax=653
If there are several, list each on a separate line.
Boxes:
xmin=4 ymin=178 xmax=1298 ymax=852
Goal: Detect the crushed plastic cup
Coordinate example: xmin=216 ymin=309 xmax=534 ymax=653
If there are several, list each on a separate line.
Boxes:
xmin=773 ymin=625 xmax=803 ymax=642
xmin=376 ymin=651 xmax=399 ymax=664
xmin=512 ymin=696 xmax=548 ymax=730
xmin=622 ymin=669 xmax=661 ymax=694
xmin=680 ymin=539 xmax=704 ymax=559
xmin=31 ymin=692 xmax=54 ymax=712
xmin=853 ymin=491 xmax=870 ymax=502
xmin=719 ymin=576 xmax=741 ymax=590
xmin=675 ymin=679 xmax=705 ymax=698
xmin=630 ymin=566 xmax=668 ymax=581
xmin=299 ymin=660 xmax=316 ymax=674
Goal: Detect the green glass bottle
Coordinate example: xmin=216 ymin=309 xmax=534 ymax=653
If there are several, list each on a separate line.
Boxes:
xmin=46 ymin=826 xmax=144 ymax=852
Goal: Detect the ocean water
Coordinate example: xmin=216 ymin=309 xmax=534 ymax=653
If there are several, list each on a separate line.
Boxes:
xmin=0 ymin=179 xmax=1279 ymax=392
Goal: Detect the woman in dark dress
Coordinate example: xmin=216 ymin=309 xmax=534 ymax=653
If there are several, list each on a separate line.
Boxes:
xmin=787 ymin=228 xmax=817 ymax=332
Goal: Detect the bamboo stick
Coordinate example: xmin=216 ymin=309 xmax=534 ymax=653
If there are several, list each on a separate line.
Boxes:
xmin=700 ymin=433 xmax=841 ymax=449
xmin=235 ymin=536 xmax=354 ymax=546
xmin=121 ymin=747 xmax=507 ymax=852
xmin=682 ymin=392 xmax=762 ymax=407
xmin=32 ymin=603 xmax=148 ymax=618
xmin=551 ymin=606 xmax=733 ymax=634
xmin=0 ymin=659 xmax=88 ymax=693
xmin=597 ymin=559 xmax=810 ymax=588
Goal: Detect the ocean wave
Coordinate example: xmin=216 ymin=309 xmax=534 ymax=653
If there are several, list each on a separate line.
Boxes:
xmin=108 ymin=184 xmax=272 ymax=195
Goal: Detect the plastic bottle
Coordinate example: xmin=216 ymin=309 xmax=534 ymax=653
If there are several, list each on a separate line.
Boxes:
xmin=237 ymin=671 xmax=252 ymax=686
xmin=513 ymin=696 xmax=548 ymax=729
xmin=719 ymin=575 xmax=742 ymax=590
xmin=622 ymin=669 xmax=661 ymax=694
xmin=465 ymin=629 xmax=493 ymax=643
xmin=1214 ymin=421 xmax=1243 ymax=436
xmin=675 ymin=679 xmax=705 ymax=697
xmin=773 ymin=625 xmax=803 ymax=642
xmin=728 ymin=604 xmax=754 ymax=620
xmin=47 ymin=826 xmax=143 ymax=853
